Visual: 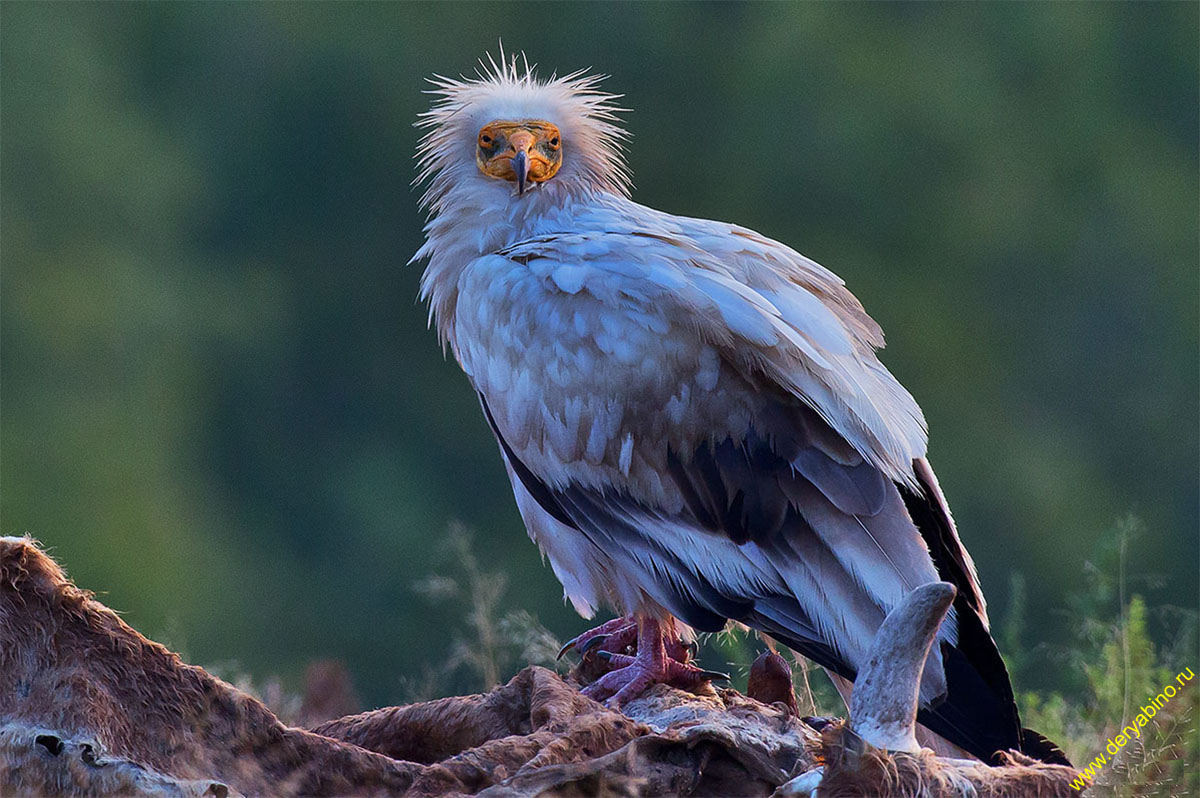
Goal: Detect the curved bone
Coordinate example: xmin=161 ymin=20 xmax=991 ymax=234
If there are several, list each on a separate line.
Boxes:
xmin=848 ymin=581 xmax=957 ymax=753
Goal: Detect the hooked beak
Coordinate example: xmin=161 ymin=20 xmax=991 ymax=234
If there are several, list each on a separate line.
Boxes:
xmin=512 ymin=150 xmax=529 ymax=195
xmin=508 ymin=129 xmax=535 ymax=195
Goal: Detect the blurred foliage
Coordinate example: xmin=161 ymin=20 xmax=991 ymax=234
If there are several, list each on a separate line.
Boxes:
xmin=1 ymin=1 xmax=1196 ymax=714
xmin=1006 ymin=521 xmax=1198 ymax=794
xmin=410 ymin=522 xmax=566 ymax=699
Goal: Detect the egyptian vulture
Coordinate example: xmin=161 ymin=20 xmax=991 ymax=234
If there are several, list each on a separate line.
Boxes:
xmin=412 ymin=55 xmax=1064 ymax=765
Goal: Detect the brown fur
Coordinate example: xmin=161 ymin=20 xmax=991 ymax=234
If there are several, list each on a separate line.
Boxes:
xmin=1 ymin=537 xmax=1082 ymax=797
xmin=313 ymin=667 xmax=651 ymax=794
xmin=0 ymin=536 xmax=420 ymax=796
xmin=0 ymin=537 xmax=817 ymax=796
xmin=297 ymin=660 xmax=362 ymax=727
xmin=312 ymin=666 xmax=631 ymax=764
xmin=816 ymin=721 xmax=1082 ymax=797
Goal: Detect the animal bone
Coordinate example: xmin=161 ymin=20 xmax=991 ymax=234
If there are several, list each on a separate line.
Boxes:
xmin=776 ymin=581 xmax=956 ymax=797
xmin=848 ymin=581 xmax=957 ymax=753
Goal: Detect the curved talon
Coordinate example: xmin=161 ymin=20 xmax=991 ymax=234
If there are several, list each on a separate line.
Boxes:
xmin=588 ymin=652 xmax=727 ymax=704
xmin=596 ymin=650 xmax=635 ymax=667
xmin=580 ymin=634 xmax=610 ymax=656
xmin=598 ymin=652 xmax=723 ymax=683
xmin=558 ymin=615 xmax=638 ymax=661
xmin=569 ymin=617 xmax=720 ymax=705
xmin=557 ymin=630 xmax=617 ymax=661
xmin=698 ymin=669 xmax=731 ymax=682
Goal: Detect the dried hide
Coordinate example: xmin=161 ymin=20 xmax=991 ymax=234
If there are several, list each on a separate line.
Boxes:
xmin=0 ymin=723 xmax=229 ymax=797
xmin=1 ymin=537 xmax=1082 ymax=797
xmin=0 ymin=536 xmax=817 ymax=796
xmin=0 ymin=536 xmax=420 ymax=797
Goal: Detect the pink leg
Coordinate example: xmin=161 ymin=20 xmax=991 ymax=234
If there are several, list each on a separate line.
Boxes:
xmin=559 ymin=615 xmax=696 ymax=662
xmin=580 ymin=617 xmax=727 ymax=707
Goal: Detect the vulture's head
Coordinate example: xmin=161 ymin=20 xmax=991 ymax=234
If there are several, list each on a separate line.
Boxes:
xmin=416 ymin=53 xmax=630 ymax=213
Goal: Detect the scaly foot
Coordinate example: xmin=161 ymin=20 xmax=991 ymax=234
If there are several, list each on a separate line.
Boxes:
xmin=558 ymin=615 xmax=694 ymax=664
xmin=578 ymin=617 xmax=728 ymax=706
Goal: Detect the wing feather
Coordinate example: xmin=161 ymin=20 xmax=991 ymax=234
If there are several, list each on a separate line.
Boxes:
xmin=460 ymin=220 xmax=1021 ymax=761
xmin=483 ymin=225 xmax=927 ymax=488
xmin=482 ymin=389 xmax=952 ymax=702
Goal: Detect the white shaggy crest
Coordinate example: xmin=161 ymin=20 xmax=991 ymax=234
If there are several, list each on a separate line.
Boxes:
xmin=415 ymin=50 xmax=631 ymax=214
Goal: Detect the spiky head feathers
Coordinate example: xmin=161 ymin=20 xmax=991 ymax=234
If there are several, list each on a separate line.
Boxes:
xmin=416 ymin=54 xmax=630 ymax=212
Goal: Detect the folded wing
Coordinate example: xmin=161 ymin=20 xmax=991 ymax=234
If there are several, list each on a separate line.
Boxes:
xmin=459 ymin=221 xmax=1023 ymax=761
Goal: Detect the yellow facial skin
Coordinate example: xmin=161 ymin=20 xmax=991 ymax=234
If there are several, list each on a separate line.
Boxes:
xmin=476 ymin=120 xmax=563 ymax=194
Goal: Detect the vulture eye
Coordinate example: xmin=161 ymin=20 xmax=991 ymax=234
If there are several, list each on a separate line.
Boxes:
xmin=480 ymin=134 xmax=492 ymax=145
xmin=548 ymin=136 xmax=560 ymax=149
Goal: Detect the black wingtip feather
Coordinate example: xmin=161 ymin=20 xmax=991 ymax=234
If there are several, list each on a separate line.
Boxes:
xmin=917 ymin=636 xmax=1022 ymax=763
xmin=1021 ymin=728 xmax=1074 ymax=767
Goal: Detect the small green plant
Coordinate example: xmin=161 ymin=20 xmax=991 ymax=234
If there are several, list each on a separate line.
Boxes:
xmin=412 ymin=522 xmax=567 ymax=696
xmin=1006 ymin=516 xmax=1198 ymax=795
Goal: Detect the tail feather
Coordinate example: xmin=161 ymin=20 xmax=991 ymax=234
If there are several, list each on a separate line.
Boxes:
xmin=902 ymin=461 xmax=1069 ymax=765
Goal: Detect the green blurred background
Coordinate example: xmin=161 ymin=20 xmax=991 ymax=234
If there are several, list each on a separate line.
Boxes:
xmin=2 ymin=3 xmax=1196 ymax=707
